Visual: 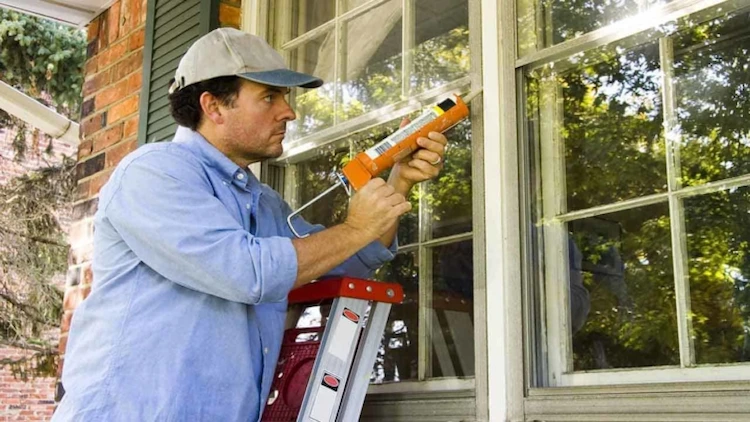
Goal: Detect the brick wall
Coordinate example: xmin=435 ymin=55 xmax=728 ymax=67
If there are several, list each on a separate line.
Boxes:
xmin=219 ymin=0 xmax=242 ymax=28
xmin=58 ymin=0 xmax=244 ymax=404
xmin=0 ymin=348 xmax=57 ymax=421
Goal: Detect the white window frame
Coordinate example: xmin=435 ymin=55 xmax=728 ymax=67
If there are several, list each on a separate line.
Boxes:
xmin=525 ymin=0 xmax=750 ymax=388
xmin=243 ymin=0 xmax=487 ymax=404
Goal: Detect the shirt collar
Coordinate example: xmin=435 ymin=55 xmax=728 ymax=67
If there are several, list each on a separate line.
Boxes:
xmin=173 ymin=126 xmax=261 ymax=191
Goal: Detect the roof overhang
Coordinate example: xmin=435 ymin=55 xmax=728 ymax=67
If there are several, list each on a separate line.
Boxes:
xmin=0 ymin=0 xmax=115 ymax=27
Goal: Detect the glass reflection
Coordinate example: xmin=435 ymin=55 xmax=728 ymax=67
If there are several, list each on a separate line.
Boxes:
xmin=296 ymin=146 xmax=349 ymax=229
xmin=568 ymin=203 xmax=679 ymax=370
xmin=425 ymin=119 xmax=472 ymax=239
xmin=431 ymin=240 xmax=474 ymax=377
xmin=372 ymin=251 xmax=420 ymax=383
xmin=413 ymin=0 xmax=470 ymax=93
xmin=527 ymin=40 xmax=668 ymax=212
xmin=340 ymin=0 xmax=403 ymax=120
xmin=674 ymin=9 xmax=750 ymax=187
xmin=290 ymin=0 xmax=335 ymax=39
xmin=685 ymin=187 xmax=750 ymax=364
xmin=288 ymin=32 xmax=336 ymax=139
xmin=517 ymin=0 xmax=672 ymax=55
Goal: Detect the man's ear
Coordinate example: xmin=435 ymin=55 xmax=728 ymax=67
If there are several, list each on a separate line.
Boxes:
xmin=199 ymin=92 xmax=225 ymax=125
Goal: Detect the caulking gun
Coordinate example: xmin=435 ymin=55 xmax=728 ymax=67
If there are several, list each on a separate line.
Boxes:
xmin=287 ymin=89 xmax=482 ymax=238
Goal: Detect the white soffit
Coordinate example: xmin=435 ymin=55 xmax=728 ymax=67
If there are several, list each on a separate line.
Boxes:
xmin=0 ymin=0 xmax=116 ymax=27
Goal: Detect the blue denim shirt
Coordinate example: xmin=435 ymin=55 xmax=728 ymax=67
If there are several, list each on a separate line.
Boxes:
xmin=53 ymin=127 xmax=396 ymax=422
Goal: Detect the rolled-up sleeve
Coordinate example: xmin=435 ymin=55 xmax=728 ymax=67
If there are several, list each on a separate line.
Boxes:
xmin=279 ymin=195 xmax=397 ymax=279
xmin=102 ymin=150 xmax=297 ymax=304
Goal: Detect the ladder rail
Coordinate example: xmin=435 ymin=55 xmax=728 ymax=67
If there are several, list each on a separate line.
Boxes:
xmin=336 ymin=301 xmax=393 ymax=422
xmin=297 ymin=297 xmax=369 ymax=422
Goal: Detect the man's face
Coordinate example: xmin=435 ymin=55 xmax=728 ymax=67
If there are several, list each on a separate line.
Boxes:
xmin=218 ymin=80 xmax=296 ymax=163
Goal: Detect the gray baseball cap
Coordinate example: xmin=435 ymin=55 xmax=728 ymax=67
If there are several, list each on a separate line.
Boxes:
xmin=169 ymin=28 xmax=323 ymax=94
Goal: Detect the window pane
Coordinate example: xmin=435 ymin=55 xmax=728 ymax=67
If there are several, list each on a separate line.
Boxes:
xmin=426 ymin=119 xmax=472 ymax=239
xmin=341 ymin=0 xmax=403 ymax=120
xmin=412 ymin=0 xmax=470 ymax=93
xmin=568 ymin=203 xmax=679 ymax=371
xmin=345 ymin=0 xmax=377 ymax=12
xmin=296 ymin=146 xmax=350 ymax=228
xmin=685 ymin=187 xmax=750 ymax=364
xmin=288 ymin=32 xmax=336 ymax=139
xmin=527 ymin=0 xmax=672 ymax=51
xmin=528 ymin=41 xmax=667 ymax=212
xmin=674 ymin=9 xmax=750 ymax=187
xmin=290 ymin=0 xmax=335 ymax=38
xmin=431 ymin=240 xmax=474 ymax=378
xmin=373 ymin=251 xmax=420 ymax=383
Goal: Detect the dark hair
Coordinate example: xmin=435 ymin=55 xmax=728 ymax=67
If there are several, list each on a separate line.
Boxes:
xmin=168 ymin=76 xmax=243 ymax=130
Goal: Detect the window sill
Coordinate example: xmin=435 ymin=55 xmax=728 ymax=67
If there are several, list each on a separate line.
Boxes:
xmin=367 ymin=377 xmax=475 ymax=395
xmin=526 ymin=380 xmax=750 ymax=421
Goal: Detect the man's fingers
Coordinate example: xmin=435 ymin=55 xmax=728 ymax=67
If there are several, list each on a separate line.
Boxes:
xmin=416 ymin=135 xmax=447 ymax=155
xmin=385 ymin=192 xmax=407 ymax=206
xmin=408 ymin=159 xmax=441 ymax=176
xmin=360 ymin=177 xmax=386 ymax=193
xmin=412 ymin=149 xmax=442 ymax=166
xmin=391 ymin=200 xmax=412 ymax=217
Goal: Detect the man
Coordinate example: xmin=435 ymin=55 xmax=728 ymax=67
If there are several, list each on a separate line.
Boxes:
xmin=54 ymin=28 xmax=447 ymax=421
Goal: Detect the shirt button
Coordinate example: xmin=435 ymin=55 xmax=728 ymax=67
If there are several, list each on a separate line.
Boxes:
xmin=264 ymin=347 xmax=269 ymax=355
xmin=246 ymin=203 xmax=251 ymax=209
xmin=236 ymin=173 xmax=245 ymax=180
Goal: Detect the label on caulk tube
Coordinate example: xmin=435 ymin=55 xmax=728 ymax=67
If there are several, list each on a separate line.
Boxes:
xmin=364 ymin=104 xmax=445 ymax=160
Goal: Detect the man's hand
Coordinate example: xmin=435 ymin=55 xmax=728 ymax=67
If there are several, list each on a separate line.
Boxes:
xmin=387 ymin=117 xmax=449 ymax=194
xmin=291 ymin=178 xmax=411 ymax=288
xmin=344 ymin=178 xmax=412 ymax=239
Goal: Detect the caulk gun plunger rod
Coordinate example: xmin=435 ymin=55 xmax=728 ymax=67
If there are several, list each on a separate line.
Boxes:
xmin=286 ymin=179 xmax=344 ymax=238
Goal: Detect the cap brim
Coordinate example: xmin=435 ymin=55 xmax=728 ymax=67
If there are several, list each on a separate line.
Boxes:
xmin=238 ymin=69 xmax=324 ymax=88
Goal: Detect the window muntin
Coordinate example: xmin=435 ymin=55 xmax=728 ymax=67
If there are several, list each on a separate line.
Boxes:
xmin=526 ymin=3 xmax=750 ymax=385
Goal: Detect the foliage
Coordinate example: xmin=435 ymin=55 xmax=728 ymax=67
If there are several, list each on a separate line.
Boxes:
xmin=0 ymin=158 xmax=75 ymax=379
xmin=527 ymin=5 xmax=750 ymax=369
xmin=0 ymin=8 xmax=86 ymax=119
xmin=0 ymin=8 xmax=84 ymax=378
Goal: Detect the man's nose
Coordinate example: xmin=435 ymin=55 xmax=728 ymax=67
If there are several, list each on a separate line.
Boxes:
xmin=278 ymin=98 xmax=296 ymax=121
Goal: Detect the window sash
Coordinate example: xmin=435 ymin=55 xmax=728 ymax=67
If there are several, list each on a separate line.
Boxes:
xmin=528 ymin=0 xmax=750 ymax=386
xmin=270 ymin=0 xmax=472 ymax=158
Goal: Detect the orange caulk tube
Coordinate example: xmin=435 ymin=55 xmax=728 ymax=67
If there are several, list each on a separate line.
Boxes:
xmin=341 ymin=94 xmax=469 ymax=190
xmin=287 ymin=90 xmax=479 ymax=238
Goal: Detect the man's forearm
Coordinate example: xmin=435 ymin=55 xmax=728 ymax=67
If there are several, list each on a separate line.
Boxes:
xmin=291 ymin=223 xmax=376 ymax=289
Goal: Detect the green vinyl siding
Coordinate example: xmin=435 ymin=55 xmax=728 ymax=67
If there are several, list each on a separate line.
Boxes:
xmin=138 ymin=0 xmax=219 ymax=144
